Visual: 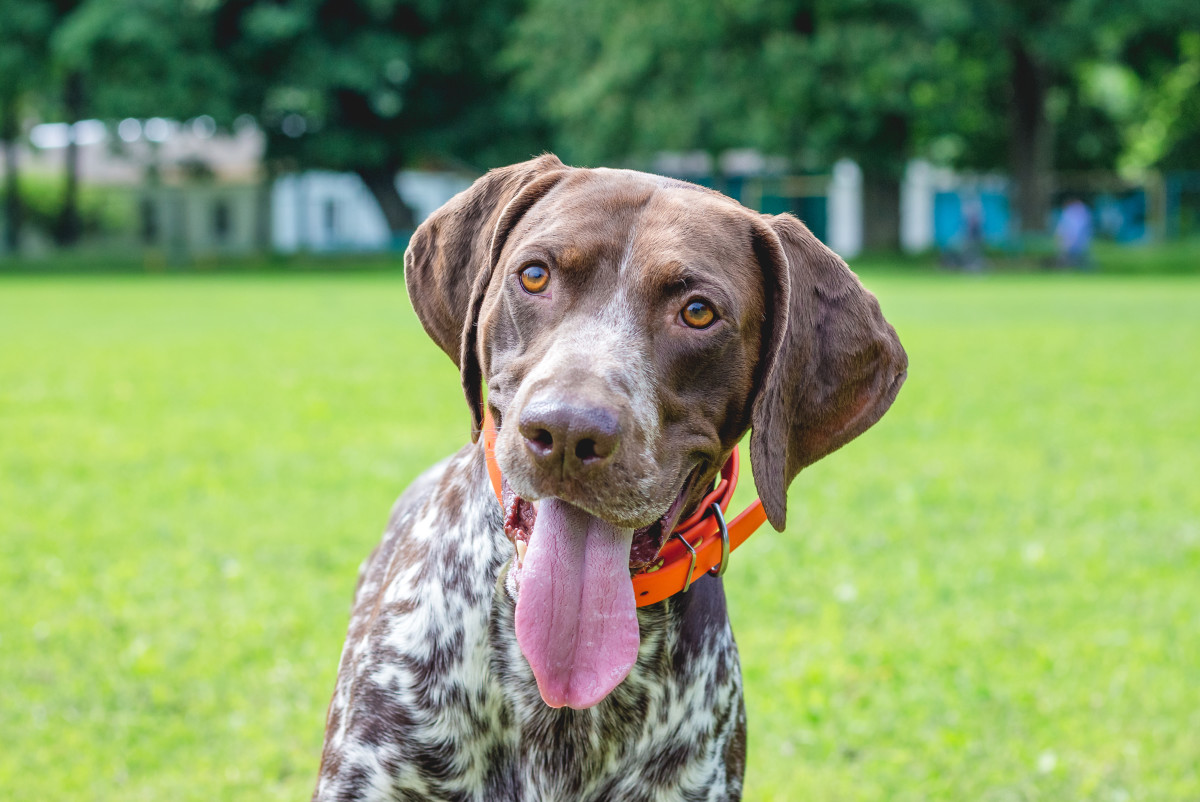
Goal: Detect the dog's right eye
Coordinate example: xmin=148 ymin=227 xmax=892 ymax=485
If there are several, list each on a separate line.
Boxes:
xmin=519 ymin=264 xmax=550 ymax=294
xmin=680 ymin=300 xmax=716 ymax=329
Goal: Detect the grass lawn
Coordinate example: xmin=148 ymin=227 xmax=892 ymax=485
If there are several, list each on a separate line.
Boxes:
xmin=2 ymin=267 xmax=1198 ymax=801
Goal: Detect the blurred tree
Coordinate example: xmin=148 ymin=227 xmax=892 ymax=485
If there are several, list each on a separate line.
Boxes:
xmin=510 ymin=0 xmax=761 ymax=169
xmin=12 ymin=0 xmax=1199 ymax=252
xmin=1144 ymin=33 xmax=1200 ymax=171
xmin=17 ymin=0 xmax=538 ymax=245
xmin=912 ymin=1 xmax=1097 ymax=232
xmin=513 ymin=0 xmax=1200 ymax=240
xmin=48 ymin=0 xmax=238 ymax=244
xmin=919 ymin=0 xmax=1200 ymax=232
xmin=0 ymin=0 xmax=54 ymax=253
xmin=511 ymin=0 xmax=939 ymax=248
xmin=213 ymin=0 xmax=543 ymax=235
xmin=53 ymin=0 xmax=237 ymax=119
xmin=36 ymin=0 xmax=85 ymax=247
xmin=754 ymin=1 xmax=935 ymax=248
xmin=1098 ymin=29 xmax=1200 ymax=174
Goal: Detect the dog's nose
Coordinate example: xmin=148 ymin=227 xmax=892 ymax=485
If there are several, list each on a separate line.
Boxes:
xmin=519 ymin=398 xmax=620 ymax=472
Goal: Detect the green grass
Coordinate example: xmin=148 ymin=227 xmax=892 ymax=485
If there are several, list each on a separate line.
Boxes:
xmin=2 ymin=269 xmax=1198 ymax=801
xmin=1088 ymin=238 xmax=1200 ymax=274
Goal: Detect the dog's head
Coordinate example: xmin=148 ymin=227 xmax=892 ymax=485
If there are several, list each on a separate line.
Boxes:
xmin=406 ymin=155 xmax=906 ymax=709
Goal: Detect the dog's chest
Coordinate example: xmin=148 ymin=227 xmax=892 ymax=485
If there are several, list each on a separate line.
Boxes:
xmin=315 ymin=447 xmax=746 ymax=802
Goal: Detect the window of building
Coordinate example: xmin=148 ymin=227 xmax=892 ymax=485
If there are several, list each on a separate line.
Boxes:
xmin=213 ymin=199 xmax=231 ymax=242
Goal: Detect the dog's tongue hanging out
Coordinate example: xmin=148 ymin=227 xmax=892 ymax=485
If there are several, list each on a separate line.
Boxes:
xmin=514 ymin=498 xmax=640 ymax=709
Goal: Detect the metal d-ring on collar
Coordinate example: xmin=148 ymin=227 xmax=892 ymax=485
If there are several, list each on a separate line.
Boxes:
xmin=672 ymin=532 xmax=699 ymax=594
xmin=707 ymin=502 xmax=730 ymax=578
xmin=671 ymin=501 xmax=732 ymax=594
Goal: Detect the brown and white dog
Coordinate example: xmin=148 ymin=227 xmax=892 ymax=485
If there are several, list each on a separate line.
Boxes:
xmin=313 ymin=155 xmax=907 ymax=801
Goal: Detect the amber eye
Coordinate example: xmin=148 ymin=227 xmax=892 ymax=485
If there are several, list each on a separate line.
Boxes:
xmin=681 ymin=300 xmax=716 ymax=329
xmin=519 ymin=263 xmax=550 ymax=294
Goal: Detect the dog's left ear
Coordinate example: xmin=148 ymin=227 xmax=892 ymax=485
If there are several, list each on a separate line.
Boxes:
xmin=405 ymin=154 xmax=569 ymax=440
xmin=749 ymin=213 xmax=908 ymax=531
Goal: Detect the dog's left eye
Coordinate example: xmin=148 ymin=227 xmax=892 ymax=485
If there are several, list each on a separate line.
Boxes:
xmin=519 ymin=264 xmax=550 ymax=294
xmin=680 ymin=300 xmax=717 ymax=329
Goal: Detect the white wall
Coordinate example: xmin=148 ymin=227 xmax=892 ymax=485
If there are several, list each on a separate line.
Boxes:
xmin=397 ymin=171 xmax=474 ymax=224
xmin=827 ymin=159 xmax=863 ymax=259
xmin=271 ymin=169 xmax=475 ymax=253
xmin=901 ymin=159 xmax=935 ymax=253
xmin=272 ymin=172 xmax=391 ymax=253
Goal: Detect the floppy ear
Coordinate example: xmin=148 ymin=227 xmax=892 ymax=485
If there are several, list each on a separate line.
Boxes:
xmin=405 ymin=154 xmax=568 ymax=440
xmin=749 ymin=213 xmax=908 ymax=531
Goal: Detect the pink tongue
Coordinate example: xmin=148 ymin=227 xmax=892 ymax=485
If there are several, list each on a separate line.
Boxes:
xmin=514 ymin=498 xmax=639 ymax=709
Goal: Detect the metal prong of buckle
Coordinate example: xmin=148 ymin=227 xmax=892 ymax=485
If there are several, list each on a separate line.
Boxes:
xmin=672 ymin=531 xmax=698 ymax=594
xmin=707 ymin=502 xmax=730 ymax=578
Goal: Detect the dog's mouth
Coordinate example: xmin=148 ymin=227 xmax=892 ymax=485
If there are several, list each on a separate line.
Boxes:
xmin=501 ymin=468 xmax=701 ymax=710
xmin=502 ymin=468 xmax=699 ymax=575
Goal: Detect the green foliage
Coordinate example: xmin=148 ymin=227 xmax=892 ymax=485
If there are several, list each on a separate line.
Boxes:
xmin=1077 ymin=27 xmax=1200 ymax=175
xmin=0 ymin=0 xmax=54 ymax=140
xmin=1117 ymin=33 xmax=1200 ymax=175
xmin=214 ymin=0 xmax=543 ymax=172
xmin=51 ymin=0 xmax=237 ymax=121
xmin=508 ymin=0 xmax=1200 ymax=182
xmin=510 ymin=0 xmax=937 ymax=173
xmin=16 ymin=171 xmax=132 ymax=234
xmin=0 ymin=0 xmax=53 ymax=96
xmin=2 ymin=268 xmax=1199 ymax=800
xmin=2 ymin=0 xmax=547 ymax=237
xmin=756 ymin=3 xmax=931 ymax=175
xmin=510 ymin=0 xmax=765 ymax=165
xmin=7 ymin=0 xmax=1200 ymax=242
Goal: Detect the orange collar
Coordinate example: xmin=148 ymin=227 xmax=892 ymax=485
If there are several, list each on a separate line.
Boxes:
xmin=482 ymin=410 xmax=767 ymax=606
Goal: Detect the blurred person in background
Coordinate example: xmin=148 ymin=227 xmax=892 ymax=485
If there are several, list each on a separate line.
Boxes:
xmin=1055 ymin=196 xmax=1094 ymax=269
xmin=962 ymin=195 xmax=986 ymax=272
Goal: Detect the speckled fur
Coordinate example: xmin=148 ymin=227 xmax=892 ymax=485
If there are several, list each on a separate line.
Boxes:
xmin=314 ymin=156 xmax=907 ymax=801
xmin=314 ymin=445 xmax=746 ymax=802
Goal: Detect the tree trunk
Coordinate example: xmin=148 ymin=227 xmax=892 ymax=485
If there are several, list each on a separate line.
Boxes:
xmin=1008 ymin=42 xmax=1054 ymax=234
xmin=1 ymin=95 xmax=21 ymax=255
xmin=255 ymin=160 xmax=275 ymax=252
xmin=356 ymin=166 xmax=416 ymax=237
xmin=54 ymin=71 xmax=84 ymax=247
xmin=862 ymin=175 xmax=901 ymax=251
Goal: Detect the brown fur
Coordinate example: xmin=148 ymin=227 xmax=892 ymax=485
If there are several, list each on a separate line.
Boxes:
xmin=406 ymin=155 xmax=906 ymax=530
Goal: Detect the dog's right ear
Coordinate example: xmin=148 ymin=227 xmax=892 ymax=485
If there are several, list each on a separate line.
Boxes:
xmin=405 ymin=154 xmax=568 ymax=440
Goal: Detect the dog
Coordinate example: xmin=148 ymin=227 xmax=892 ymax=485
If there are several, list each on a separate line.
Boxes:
xmin=313 ymin=154 xmax=907 ymax=801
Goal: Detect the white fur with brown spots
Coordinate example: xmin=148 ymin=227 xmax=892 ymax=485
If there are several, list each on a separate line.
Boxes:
xmin=314 ymin=446 xmax=746 ymax=801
